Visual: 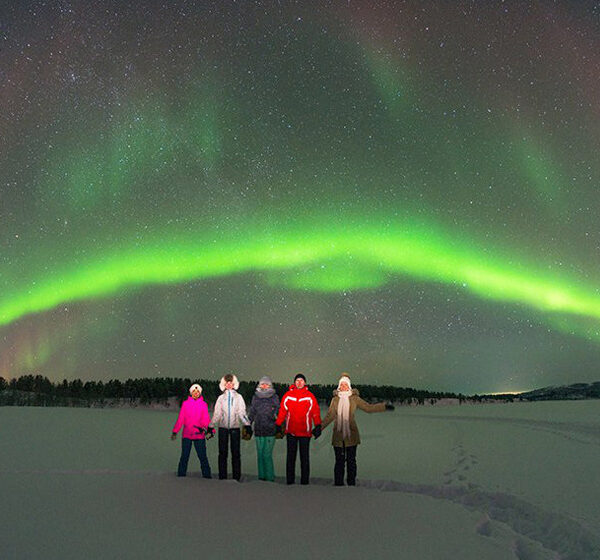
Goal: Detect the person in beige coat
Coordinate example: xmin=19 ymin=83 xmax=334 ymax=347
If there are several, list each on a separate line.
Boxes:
xmin=322 ymin=374 xmax=394 ymax=486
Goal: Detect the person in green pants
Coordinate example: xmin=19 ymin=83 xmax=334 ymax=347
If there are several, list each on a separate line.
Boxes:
xmin=246 ymin=376 xmax=280 ymax=481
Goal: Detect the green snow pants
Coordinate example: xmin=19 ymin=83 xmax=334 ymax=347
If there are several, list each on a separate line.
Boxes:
xmin=255 ymin=436 xmax=276 ymax=481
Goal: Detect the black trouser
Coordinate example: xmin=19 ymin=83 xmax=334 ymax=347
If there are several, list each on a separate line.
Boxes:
xmin=286 ymin=434 xmax=311 ymax=485
xmin=178 ymin=438 xmax=212 ymax=478
xmin=334 ymin=444 xmax=357 ymax=486
xmin=218 ymin=428 xmax=241 ymax=480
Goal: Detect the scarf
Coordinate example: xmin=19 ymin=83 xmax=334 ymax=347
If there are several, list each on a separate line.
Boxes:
xmin=256 ymin=387 xmax=275 ymax=398
xmin=336 ymin=390 xmax=352 ymax=441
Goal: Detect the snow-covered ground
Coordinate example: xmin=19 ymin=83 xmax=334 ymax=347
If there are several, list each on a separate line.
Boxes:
xmin=1 ymin=400 xmax=599 ymax=559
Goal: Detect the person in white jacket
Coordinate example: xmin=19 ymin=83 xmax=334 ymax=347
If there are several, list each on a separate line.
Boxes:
xmin=210 ymin=374 xmax=251 ymax=480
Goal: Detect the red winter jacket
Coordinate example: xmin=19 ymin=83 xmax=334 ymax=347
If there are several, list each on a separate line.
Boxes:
xmin=276 ymin=385 xmax=321 ymax=437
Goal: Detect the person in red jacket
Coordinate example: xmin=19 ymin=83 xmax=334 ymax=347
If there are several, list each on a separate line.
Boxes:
xmin=275 ymin=373 xmax=322 ymax=485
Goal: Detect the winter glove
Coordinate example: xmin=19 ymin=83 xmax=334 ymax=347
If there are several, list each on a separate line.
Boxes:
xmin=171 ymin=432 xmax=177 ymax=440
xmin=312 ymin=425 xmax=322 ymax=439
xmin=205 ymin=427 xmax=216 ymax=440
xmin=193 ymin=425 xmax=206 ymax=436
xmin=275 ymin=424 xmax=285 ymax=439
xmin=385 ymin=404 xmax=395 ymax=411
xmin=242 ymin=425 xmax=253 ymax=440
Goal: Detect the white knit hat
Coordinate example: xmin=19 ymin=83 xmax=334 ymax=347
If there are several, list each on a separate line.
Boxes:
xmin=337 ymin=375 xmax=352 ymax=390
xmin=189 ymin=383 xmax=202 ymax=395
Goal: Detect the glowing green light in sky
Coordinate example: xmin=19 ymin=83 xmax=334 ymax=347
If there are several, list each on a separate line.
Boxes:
xmin=2 ymin=215 xmax=600 ymax=337
xmin=517 ymin=135 xmax=565 ymax=206
xmin=362 ymin=45 xmax=413 ymax=111
xmin=42 ymin=86 xmax=221 ymax=210
xmin=16 ymin=333 xmax=52 ymax=370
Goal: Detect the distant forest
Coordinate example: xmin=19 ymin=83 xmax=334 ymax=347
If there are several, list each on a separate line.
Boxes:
xmin=0 ymin=374 xmax=510 ymax=408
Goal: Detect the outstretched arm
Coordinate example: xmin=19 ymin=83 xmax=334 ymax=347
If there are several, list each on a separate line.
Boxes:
xmin=356 ymin=398 xmax=386 ymax=413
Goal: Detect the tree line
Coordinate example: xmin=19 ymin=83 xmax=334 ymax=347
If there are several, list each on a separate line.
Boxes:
xmin=0 ymin=374 xmax=505 ymax=408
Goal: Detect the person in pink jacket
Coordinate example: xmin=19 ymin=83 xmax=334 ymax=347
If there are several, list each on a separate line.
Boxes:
xmin=171 ymin=384 xmax=213 ymax=478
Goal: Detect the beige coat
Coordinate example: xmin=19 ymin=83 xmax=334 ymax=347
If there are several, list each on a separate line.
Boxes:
xmin=322 ymin=389 xmax=386 ymax=447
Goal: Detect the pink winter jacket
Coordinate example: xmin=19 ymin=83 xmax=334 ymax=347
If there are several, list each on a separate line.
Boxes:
xmin=172 ymin=396 xmax=211 ymax=439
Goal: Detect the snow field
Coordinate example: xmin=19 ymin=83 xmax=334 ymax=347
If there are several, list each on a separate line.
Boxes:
xmin=1 ymin=400 xmax=599 ymax=559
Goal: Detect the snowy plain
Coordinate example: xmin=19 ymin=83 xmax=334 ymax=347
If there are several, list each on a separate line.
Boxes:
xmin=1 ymin=400 xmax=599 ymax=559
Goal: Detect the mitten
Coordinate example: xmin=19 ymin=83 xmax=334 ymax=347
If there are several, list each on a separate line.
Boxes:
xmin=242 ymin=425 xmax=253 ymax=440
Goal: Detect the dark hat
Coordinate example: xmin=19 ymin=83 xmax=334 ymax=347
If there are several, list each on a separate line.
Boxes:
xmin=294 ymin=373 xmax=307 ymax=383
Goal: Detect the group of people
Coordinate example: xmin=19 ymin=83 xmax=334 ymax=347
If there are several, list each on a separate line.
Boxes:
xmin=171 ymin=372 xmax=394 ymax=486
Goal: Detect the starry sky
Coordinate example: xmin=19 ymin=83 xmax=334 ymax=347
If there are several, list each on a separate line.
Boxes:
xmin=2 ymin=1 xmax=600 ymax=393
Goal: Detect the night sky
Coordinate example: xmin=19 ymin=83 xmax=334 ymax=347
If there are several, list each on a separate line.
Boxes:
xmin=2 ymin=1 xmax=600 ymax=393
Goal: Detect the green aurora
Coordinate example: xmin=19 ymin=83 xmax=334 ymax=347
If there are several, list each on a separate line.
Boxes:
xmin=3 ymin=213 xmax=600 ymax=340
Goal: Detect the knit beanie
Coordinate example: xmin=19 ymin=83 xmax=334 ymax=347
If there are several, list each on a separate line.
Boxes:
xmin=258 ymin=376 xmax=273 ymax=387
xmin=294 ymin=373 xmax=307 ymax=383
xmin=189 ymin=383 xmax=202 ymax=395
xmin=337 ymin=375 xmax=352 ymax=390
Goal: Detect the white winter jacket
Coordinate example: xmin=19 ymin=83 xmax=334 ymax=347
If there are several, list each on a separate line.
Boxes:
xmin=210 ymin=376 xmax=250 ymax=429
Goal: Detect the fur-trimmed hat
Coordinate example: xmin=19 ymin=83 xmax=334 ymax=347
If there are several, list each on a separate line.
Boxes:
xmin=189 ymin=383 xmax=202 ymax=395
xmin=219 ymin=374 xmax=240 ymax=392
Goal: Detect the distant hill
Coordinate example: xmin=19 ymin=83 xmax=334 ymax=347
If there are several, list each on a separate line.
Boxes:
xmin=518 ymin=382 xmax=600 ymax=401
